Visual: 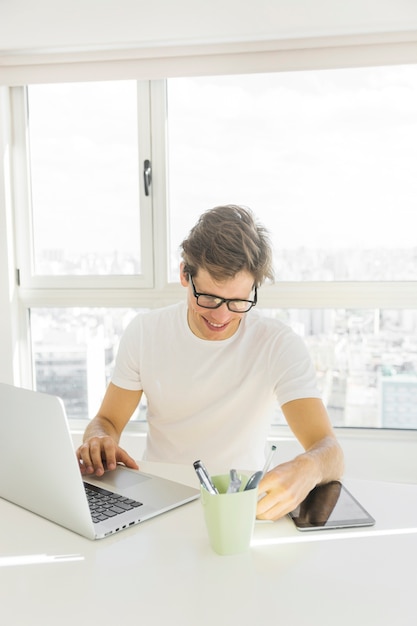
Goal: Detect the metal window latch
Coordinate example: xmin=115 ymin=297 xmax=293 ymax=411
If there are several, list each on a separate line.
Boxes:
xmin=143 ymin=159 xmax=152 ymax=196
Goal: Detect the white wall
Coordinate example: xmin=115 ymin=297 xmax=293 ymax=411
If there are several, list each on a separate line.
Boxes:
xmin=1 ymin=0 xmax=416 ymax=54
xmin=71 ymin=429 xmax=417 ymax=483
xmin=273 ymin=431 xmax=417 ymax=484
xmin=1 ymin=0 xmax=417 ymax=86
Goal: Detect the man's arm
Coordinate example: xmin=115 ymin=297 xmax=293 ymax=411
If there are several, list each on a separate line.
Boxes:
xmin=76 ymin=382 xmax=143 ymax=476
xmin=256 ymin=397 xmax=344 ymax=521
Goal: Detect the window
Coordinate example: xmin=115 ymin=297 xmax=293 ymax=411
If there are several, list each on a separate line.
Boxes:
xmin=31 ymin=307 xmax=148 ymax=421
xmin=6 ymin=62 xmax=417 ymax=430
xmin=266 ymin=308 xmax=417 ymax=429
xmin=12 ymin=81 xmax=154 ymax=289
xmin=166 ymin=66 xmax=417 ymax=281
xmin=164 ymin=67 xmax=417 ymax=429
xmin=28 ymin=82 xmax=142 ymax=277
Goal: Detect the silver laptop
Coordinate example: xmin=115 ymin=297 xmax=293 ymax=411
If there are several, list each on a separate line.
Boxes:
xmin=0 ymin=383 xmax=199 ymax=539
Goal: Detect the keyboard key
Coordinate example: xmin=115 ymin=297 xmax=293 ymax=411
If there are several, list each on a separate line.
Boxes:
xmin=84 ymin=482 xmax=143 ymax=524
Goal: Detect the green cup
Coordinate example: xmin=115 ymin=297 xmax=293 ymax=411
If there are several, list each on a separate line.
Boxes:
xmin=200 ymin=474 xmax=258 ymax=555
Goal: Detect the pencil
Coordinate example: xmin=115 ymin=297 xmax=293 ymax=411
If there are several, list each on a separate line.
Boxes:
xmin=261 ymin=444 xmax=277 ymax=476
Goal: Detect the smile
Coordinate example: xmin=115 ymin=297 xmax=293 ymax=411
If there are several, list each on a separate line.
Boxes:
xmin=204 ymin=318 xmax=229 ymax=330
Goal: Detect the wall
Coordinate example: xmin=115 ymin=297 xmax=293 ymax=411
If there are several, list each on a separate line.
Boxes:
xmin=1 ymin=0 xmax=417 ymax=85
xmin=1 ymin=0 xmax=416 ymax=54
xmin=71 ymin=429 xmax=417 ymax=484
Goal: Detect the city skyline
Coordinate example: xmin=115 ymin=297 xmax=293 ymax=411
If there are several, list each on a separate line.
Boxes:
xmin=32 ymin=297 xmax=417 ymax=428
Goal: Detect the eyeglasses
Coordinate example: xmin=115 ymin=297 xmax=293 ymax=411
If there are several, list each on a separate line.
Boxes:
xmin=189 ymin=275 xmax=257 ymax=313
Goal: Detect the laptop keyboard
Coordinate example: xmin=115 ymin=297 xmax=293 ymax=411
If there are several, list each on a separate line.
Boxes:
xmin=84 ymin=482 xmax=143 ymax=523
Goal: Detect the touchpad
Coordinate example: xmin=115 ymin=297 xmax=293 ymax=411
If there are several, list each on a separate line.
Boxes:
xmin=86 ymin=468 xmax=151 ymax=492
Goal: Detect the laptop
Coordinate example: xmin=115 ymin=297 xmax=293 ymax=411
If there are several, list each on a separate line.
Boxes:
xmin=0 ymin=383 xmax=199 ymax=540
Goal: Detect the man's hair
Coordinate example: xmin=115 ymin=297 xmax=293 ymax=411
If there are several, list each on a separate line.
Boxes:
xmin=180 ymin=205 xmax=274 ymax=287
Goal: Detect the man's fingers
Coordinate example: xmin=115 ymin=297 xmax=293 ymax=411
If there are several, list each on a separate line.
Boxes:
xmin=116 ymin=448 xmax=139 ymax=470
xmin=98 ymin=438 xmax=118 ymax=471
xmin=256 ymin=493 xmax=290 ymax=521
xmin=77 ymin=437 xmax=110 ymax=476
xmin=76 ymin=437 xmax=139 ymax=476
xmin=77 ymin=441 xmax=95 ymax=474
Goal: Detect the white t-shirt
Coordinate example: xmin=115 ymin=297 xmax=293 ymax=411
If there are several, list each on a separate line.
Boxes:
xmin=111 ymin=301 xmax=320 ymax=471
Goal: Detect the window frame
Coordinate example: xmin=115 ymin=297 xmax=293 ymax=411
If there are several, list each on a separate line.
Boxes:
xmin=11 ymin=81 xmax=156 ymax=292
xmin=1 ymin=40 xmax=416 ymax=430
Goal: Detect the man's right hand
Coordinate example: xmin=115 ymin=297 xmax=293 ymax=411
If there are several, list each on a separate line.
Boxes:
xmin=76 ymin=436 xmax=139 ymax=477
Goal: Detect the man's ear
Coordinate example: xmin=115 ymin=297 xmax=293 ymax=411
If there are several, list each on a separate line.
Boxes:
xmin=179 ymin=262 xmax=189 ymax=287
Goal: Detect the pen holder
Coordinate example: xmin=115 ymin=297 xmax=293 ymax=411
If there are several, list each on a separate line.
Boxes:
xmin=200 ymin=474 xmax=258 ymax=556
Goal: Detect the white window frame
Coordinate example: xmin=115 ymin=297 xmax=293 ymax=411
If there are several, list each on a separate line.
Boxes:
xmin=11 ymin=81 xmax=155 ymax=292
xmin=1 ymin=38 xmax=417 ymax=430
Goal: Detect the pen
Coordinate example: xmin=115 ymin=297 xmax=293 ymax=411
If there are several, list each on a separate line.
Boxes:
xmin=261 ymin=444 xmax=277 ymax=477
xmin=193 ymin=460 xmax=219 ymax=495
xmin=226 ymin=468 xmax=241 ymax=494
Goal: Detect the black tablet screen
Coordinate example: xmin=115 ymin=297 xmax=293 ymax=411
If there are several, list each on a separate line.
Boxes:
xmin=288 ymin=481 xmax=375 ymax=531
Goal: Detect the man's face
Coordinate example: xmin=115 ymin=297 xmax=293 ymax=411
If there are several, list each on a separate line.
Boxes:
xmin=180 ymin=266 xmax=256 ymax=341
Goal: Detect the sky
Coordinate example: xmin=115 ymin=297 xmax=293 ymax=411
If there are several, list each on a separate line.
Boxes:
xmin=26 ymin=63 xmax=417 ymax=279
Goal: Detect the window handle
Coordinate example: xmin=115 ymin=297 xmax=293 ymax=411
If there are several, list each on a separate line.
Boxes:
xmin=143 ymin=159 xmax=152 ymax=196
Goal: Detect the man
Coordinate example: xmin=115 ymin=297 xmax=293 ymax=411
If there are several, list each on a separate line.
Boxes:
xmin=76 ymin=205 xmax=344 ymax=521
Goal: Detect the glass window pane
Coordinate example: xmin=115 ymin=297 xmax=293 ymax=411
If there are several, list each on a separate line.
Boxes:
xmin=27 ymin=81 xmax=141 ymax=276
xmin=31 ymin=307 xmax=417 ymax=429
xmin=167 ymin=66 xmax=417 ymax=282
xmin=267 ymin=308 xmax=417 ymax=429
xmin=31 ymin=307 xmax=148 ymax=420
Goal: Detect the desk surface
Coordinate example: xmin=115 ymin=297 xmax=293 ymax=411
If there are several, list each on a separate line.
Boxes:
xmin=1 ymin=462 xmax=416 ymax=626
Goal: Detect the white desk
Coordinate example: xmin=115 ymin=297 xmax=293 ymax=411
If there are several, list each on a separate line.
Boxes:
xmin=1 ymin=462 xmax=416 ymax=626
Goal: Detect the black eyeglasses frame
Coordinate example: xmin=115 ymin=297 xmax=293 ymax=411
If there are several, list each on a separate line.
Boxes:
xmin=189 ymin=274 xmax=257 ymax=313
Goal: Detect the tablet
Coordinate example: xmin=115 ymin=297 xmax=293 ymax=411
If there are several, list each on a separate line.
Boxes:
xmin=288 ymin=481 xmax=375 ymax=531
